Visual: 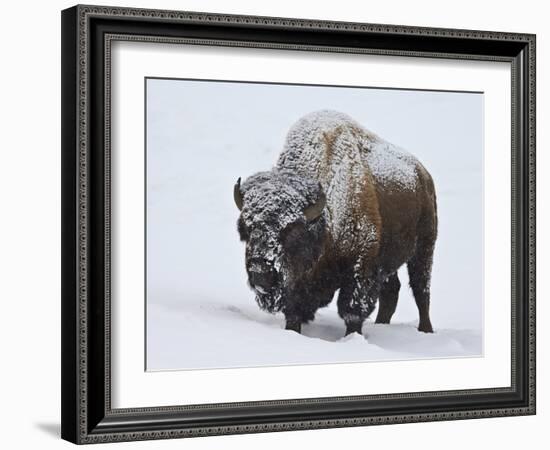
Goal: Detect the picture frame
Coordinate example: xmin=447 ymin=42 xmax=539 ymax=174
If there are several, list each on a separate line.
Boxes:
xmin=61 ymin=4 xmax=536 ymax=444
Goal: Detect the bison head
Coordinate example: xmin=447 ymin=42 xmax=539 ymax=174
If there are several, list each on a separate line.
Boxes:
xmin=234 ymin=170 xmax=328 ymax=313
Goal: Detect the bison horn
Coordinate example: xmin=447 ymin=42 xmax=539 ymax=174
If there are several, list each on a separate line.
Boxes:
xmin=234 ymin=177 xmax=243 ymax=211
xmin=304 ymin=192 xmax=326 ymax=221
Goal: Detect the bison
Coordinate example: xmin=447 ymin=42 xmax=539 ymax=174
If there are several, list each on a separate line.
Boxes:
xmin=234 ymin=110 xmax=437 ymax=336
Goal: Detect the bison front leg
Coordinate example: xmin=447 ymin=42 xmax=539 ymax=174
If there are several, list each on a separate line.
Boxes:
xmin=337 ymin=267 xmax=382 ymax=336
xmin=284 ymin=318 xmax=302 ymax=333
xmin=282 ymin=295 xmax=318 ymax=334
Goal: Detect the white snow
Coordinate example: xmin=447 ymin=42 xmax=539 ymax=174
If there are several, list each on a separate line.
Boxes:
xmin=147 ymin=300 xmax=481 ymax=370
xmin=366 ymin=139 xmax=418 ymax=189
xmin=281 ymin=109 xmax=418 ymax=190
xmin=145 ymin=79 xmax=484 ymax=371
xmin=278 ymin=109 xmax=382 ymax=247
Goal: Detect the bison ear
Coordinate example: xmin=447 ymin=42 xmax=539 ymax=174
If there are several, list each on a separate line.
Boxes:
xmin=234 ymin=177 xmax=243 ymax=211
xmin=304 ymin=191 xmax=326 ymax=221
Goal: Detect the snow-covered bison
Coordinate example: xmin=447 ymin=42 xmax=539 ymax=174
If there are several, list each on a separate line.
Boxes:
xmin=234 ymin=110 xmax=437 ymax=336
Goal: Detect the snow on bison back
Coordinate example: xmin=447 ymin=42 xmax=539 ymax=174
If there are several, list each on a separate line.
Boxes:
xmin=234 ymin=110 xmax=437 ymax=336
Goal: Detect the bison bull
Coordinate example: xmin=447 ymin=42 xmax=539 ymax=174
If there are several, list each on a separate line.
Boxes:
xmin=234 ymin=110 xmax=437 ymax=336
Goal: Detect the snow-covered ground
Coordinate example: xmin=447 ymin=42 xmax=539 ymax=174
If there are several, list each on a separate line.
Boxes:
xmin=147 ymin=299 xmax=481 ymax=370
xmin=145 ymin=79 xmax=484 ymax=371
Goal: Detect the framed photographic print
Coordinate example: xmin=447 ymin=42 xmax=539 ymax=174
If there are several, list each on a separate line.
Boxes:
xmin=61 ymin=4 xmax=536 ymax=444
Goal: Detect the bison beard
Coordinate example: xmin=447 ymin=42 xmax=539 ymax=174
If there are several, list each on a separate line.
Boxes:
xmin=235 ymin=110 xmax=438 ymax=336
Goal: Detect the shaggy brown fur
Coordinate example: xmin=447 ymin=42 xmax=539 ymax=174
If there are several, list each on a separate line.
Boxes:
xmin=235 ymin=110 xmax=437 ymax=335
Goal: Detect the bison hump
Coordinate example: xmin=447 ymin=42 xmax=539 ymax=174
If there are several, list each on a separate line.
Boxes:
xmin=279 ymin=109 xmax=419 ymax=192
xmin=365 ymin=139 xmax=418 ymax=190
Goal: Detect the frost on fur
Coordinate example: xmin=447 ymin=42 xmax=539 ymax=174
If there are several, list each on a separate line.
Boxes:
xmin=236 ymin=110 xmax=438 ymax=336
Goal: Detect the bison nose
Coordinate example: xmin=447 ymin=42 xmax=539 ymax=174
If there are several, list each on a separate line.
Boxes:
xmin=248 ymin=259 xmax=276 ymax=290
xmin=249 ymin=270 xmax=276 ymax=291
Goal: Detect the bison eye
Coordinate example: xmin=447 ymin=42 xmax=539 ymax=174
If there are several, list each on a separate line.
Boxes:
xmin=237 ymin=218 xmax=249 ymax=241
xmin=281 ymin=221 xmax=305 ymax=249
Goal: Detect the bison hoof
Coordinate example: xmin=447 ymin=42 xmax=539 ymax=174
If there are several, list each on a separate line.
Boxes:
xmin=375 ymin=317 xmax=391 ymax=324
xmin=418 ymin=322 xmax=434 ymax=333
xmin=285 ymin=321 xmax=302 ymax=334
xmin=345 ymin=323 xmax=363 ymax=336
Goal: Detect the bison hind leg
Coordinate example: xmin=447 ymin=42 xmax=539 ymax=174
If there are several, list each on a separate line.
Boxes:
xmin=408 ymin=241 xmax=435 ymax=333
xmin=375 ymin=272 xmax=401 ymax=324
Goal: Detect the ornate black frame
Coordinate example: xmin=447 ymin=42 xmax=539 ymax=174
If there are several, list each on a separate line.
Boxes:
xmin=61 ymin=4 xmax=536 ymax=444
